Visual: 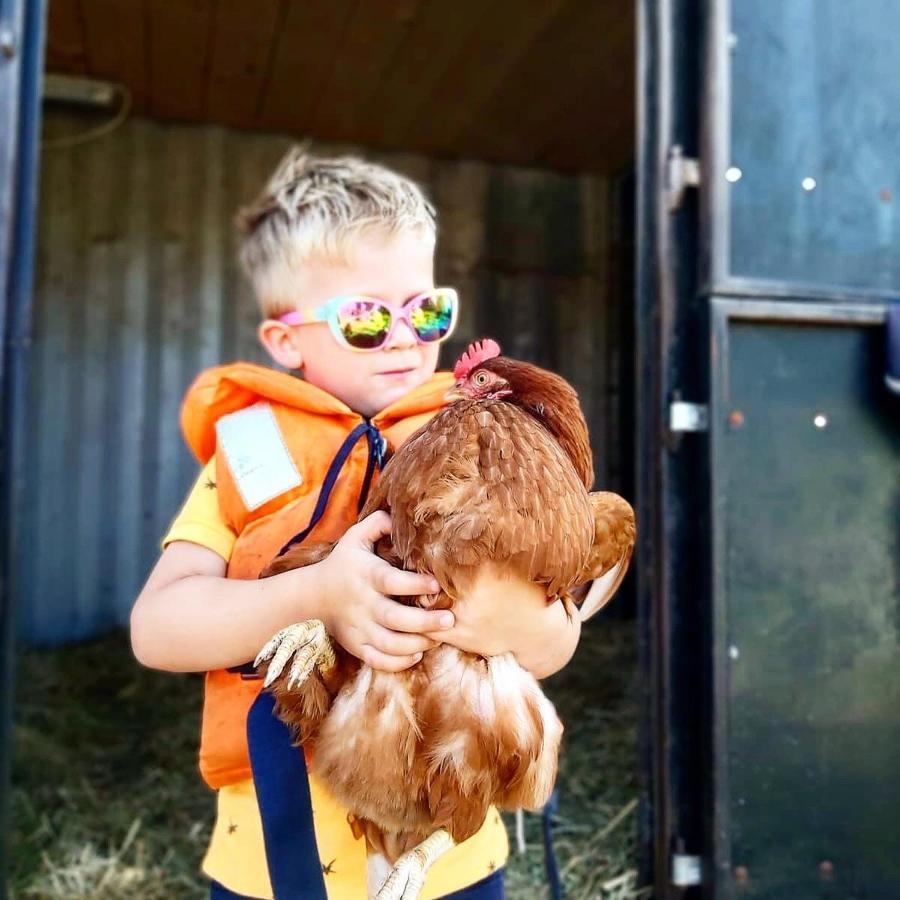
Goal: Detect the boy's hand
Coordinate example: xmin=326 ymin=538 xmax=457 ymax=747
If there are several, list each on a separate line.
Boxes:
xmin=432 ymin=563 xmax=580 ymax=678
xmin=316 ymin=511 xmax=454 ymax=672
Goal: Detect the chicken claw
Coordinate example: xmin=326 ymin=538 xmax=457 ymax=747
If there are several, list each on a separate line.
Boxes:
xmin=375 ymin=829 xmax=456 ymax=900
xmin=254 ymin=620 xmax=336 ymax=690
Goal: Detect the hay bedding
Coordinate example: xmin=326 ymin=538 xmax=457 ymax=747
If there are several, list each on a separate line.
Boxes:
xmin=9 ymin=619 xmax=643 ymax=899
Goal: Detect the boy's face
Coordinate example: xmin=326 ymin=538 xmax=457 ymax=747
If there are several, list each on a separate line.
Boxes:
xmin=259 ymin=231 xmax=441 ymax=418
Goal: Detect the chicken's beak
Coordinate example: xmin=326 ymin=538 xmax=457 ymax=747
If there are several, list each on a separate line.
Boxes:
xmin=444 ymin=384 xmax=464 ymax=403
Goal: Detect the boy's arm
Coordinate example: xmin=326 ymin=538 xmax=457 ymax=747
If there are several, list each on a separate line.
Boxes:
xmin=131 ymin=512 xmax=454 ymax=673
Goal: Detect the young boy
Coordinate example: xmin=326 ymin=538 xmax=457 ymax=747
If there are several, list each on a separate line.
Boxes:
xmin=130 ymin=149 xmax=582 ymax=900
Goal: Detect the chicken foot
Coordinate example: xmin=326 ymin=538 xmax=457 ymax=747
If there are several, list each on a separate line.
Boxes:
xmin=374 ymin=829 xmax=456 ymax=900
xmin=254 ymin=619 xmax=336 ymax=690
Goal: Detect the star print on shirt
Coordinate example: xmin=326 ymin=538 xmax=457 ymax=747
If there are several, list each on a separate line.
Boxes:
xmin=322 ymin=859 xmax=336 ymax=875
xmin=204 ymin=478 xmax=217 ymax=490
xmin=227 ymin=822 xmax=237 ymax=834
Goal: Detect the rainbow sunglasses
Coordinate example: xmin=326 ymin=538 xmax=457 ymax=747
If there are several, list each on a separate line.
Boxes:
xmin=276 ymin=287 xmax=459 ymax=352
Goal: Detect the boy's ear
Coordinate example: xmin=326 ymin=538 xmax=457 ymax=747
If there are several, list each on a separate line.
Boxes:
xmin=258 ymin=319 xmax=305 ymax=370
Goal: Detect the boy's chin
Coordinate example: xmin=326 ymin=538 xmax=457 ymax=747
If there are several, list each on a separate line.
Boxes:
xmin=361 ymin=371 xmax=430 ymax=416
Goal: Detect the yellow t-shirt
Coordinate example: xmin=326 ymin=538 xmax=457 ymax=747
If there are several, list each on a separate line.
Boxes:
xmin=163 ymin=462 xmax=509 ymax=899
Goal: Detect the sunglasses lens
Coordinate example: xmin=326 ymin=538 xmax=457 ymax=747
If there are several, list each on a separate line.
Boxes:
xmin=409 ymin=289 xmax=456 ymax=342
xmin=336 ymin=300 xmax=392 ymax=349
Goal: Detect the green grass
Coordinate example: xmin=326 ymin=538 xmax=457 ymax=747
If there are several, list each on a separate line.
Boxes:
xmin=9 ymin=619 xmax=644 ymax=899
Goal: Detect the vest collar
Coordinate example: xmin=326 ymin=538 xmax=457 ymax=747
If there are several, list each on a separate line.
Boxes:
xmin=181 ymin=362 xmax=454 ymax=463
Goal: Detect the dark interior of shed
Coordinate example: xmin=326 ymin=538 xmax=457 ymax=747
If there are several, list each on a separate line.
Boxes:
xmin=10 ymin=2 xmax=644 ymax=897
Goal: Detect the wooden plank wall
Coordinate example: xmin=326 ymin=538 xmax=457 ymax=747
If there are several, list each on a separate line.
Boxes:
xmin=21 ymin=111 xmax=627 ymax=644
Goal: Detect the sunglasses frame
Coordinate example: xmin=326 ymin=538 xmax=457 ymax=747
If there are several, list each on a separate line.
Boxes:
xmin=276 ymin=287 xmax=459 ymax=352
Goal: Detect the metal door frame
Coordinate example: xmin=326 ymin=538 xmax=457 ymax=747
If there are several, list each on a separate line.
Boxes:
xmin=637 ymin=0 xmax=709 ymax=895
xmin=0 ymin=0 xmax=46 ymax=887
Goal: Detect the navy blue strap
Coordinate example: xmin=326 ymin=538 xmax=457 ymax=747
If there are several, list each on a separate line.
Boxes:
xmin=277 ymin=422 xmax=386 ymax=557
xmin=541 ymin=789 xmax=563 ymax=900
xmin=247 ymin=691 xmax=327 ymax=899
xmin=442 ymin=870 xmax=505 ymax=899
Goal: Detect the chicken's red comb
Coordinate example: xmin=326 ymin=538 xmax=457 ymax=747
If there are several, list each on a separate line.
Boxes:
xmin=453 ymin=338 xmax=502 ymax=380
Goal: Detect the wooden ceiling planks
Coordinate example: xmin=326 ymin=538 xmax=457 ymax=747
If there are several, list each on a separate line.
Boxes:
xmin=254 ymin=0 xmax=357 ymax=135
xmin=204 ymin=0 xmax=283 ymax=127
xmin=306 ymin=0 xmax=427 ymax=142
xmin=44 ymin=0 xmax=635 ymax=172
xmin=402 ymin=0 xmax=572 ymax=156
xmin=146 ymin=0 xmax=215 ymax=121
xmin=364 ymin=0 xmax=483 ymax=148
xmin=461 ymin=1 xmax=634 ymax=171
xmin=80 ymin=0 xmax=149 ymax=110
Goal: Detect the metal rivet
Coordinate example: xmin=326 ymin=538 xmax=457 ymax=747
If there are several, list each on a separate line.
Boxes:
xmin=802 ymin=177 xmax=817 ymax=191
xmin=729 ymin=645 xmax=740 ymax=660
xmin=728 ymin=409 xmax=745 ymax=428
xmin=726 ymin=166 xmax=743 ymax=183
xmin=814 ymin=413 xmax=828 ymax=429
xmin=0 ymin=28 xmax=15 ymax=59
xmin=819 ymin=860 xmax=835 ymax=880
xmin=734 ymin=866 xmax=749 ymax=884
xmin=880 ymin=188 xmax=893 ymax=203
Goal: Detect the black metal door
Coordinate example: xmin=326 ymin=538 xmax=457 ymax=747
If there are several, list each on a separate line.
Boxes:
xmin=640 ymin=0 xmax=900 ymax=897
xmin=0 ymin=0 xmax=46 ymax=890
xmin=709 ymin=300 xmax=900 ymax=898
xmin=703 ymin=2 xmax=900 ymax=895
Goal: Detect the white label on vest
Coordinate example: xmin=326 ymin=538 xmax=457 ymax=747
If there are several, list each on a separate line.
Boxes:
xmin=216 ymin=402 xmax=302 ymax=511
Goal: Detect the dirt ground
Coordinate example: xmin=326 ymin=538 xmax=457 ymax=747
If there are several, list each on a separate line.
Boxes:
xmin=9 ymin=616 xmax=644 ymax=899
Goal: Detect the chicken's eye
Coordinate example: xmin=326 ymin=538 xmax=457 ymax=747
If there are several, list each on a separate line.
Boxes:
xmin=474 ymin=371 xmax=489 ymax=386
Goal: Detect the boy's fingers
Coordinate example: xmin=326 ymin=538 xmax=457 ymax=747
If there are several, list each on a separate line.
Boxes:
xmin=375 ymin=596 xmax=454 ymax=633
xmin=349 ymin=511 xmax=392 ymax=549
xmin=372 ymin=563 xmax=440 ymax=598
xmin=359 ymin=645 xmax=423 ymax=673
xmin=368 ymin=625 xmax=437 ymax=656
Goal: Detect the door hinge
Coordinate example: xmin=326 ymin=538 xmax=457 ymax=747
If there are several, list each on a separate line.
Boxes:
xmin=669 ymin=401 xmax=709 ymax=433
xmin=671 ymin=852 xmax=702 ymax=886
xmin=667 ymin=144 xmax=701 ymax=212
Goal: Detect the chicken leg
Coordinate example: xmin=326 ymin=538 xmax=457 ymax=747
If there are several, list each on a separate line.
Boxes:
xmin=374 ymin=829 xmax=456 ymax=900
xmin=254 ymin=619 xmax=336 ymax=689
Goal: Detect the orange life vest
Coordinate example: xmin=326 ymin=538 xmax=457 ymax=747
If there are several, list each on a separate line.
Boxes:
xmin=179 ymin=362 xmax=454 ymax=789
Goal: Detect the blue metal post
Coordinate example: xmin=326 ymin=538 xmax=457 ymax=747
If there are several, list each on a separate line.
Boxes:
xmin=0 ymin=0 xmax=47 ymax=891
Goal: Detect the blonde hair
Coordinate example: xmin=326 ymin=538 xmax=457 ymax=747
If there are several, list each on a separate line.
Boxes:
xmin=236 ymin=146 xmax=437 ymax=316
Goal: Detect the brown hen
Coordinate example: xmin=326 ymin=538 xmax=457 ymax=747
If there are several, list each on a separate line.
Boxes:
xmin=254 ymin=339 xmax=635 ymax=899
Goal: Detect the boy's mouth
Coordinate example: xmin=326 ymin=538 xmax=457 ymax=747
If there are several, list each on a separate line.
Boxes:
xmin=378 ymin=367 xmax=416 ymax=376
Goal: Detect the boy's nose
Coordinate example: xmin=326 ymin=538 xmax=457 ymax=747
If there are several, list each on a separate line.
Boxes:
xmin=385 ymin=318 xmax=418 ymax=350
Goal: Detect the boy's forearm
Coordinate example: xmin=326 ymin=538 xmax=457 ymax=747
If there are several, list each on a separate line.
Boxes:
xmin=131 ymin=565 xmax=328 ymax=673
xmin=513 ymin=599 xmax=581 ymax=679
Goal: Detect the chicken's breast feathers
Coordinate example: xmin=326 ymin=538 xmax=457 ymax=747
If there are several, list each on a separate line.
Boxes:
xmin=364 ymin=400 xmax=595 ymax=598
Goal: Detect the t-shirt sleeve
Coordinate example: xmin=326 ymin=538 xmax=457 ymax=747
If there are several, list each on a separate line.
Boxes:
xmin=162 ymin=458 xmax=237 ymax=562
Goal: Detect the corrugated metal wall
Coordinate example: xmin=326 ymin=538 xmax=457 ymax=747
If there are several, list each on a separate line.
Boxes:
xmin=21 ymin=110 xmax=623 ymax=645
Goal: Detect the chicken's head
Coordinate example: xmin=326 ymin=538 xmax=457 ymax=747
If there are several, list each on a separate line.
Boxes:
xmin=447 ymin=337 xmax=595 ymax=488
xmin=448 ymin=339 xmax=512 ymax=401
